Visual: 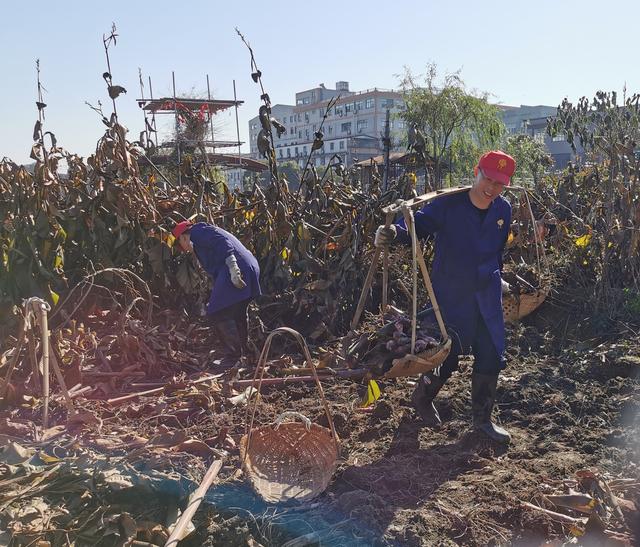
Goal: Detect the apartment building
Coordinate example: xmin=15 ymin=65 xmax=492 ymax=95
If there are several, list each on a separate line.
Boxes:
xmin=249 ymin=82 xmax=405 ymax=168
xmin=499 ymin=104 xmax=584 ymax=169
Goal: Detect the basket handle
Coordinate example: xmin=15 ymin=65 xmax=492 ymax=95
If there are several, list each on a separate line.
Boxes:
xmin=274 ymin=411 xmax=312 ymax=431
xmin=522 ymin=188 xmax=548 ymax=279
xmin=508 ymin=186 xmax=549 ymax=281
xmin=243 ymin=327 xmax=338 ymax=461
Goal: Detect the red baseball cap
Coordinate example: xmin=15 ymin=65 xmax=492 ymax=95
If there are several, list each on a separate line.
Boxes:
xmin=477 ymin=150 xmax=516 ymax=186
xmin=172 ymin=220 xmax=192 ymax=239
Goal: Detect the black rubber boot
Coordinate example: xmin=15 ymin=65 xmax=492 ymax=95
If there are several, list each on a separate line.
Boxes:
xmin=213 ymin=319 xmax=243 ymax=367
xmin=411 ymin=372 xmax=445 ymax=427
xmin=235 ymin=315 xmax=249 ymax=358
xmin=471 ymin=373 xmax=511 ymax=444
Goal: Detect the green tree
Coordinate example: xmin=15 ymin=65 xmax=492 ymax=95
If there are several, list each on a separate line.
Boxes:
xmin=400 ymin=64 xmax=505 ymax=189
xmin=504 ymin=134 xmax=553 ymax=188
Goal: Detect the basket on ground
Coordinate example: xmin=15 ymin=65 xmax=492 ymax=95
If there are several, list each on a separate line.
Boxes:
xmin=240 ymin=327 xmax=339 ymax=503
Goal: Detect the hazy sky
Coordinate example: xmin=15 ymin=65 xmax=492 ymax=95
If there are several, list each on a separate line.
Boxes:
xmin=1 ymin=0 xmax=638 ymax=164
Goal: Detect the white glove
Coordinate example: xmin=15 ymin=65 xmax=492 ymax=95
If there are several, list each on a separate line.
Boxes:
xmin=374 ymin=225 xmax=397 ymax=248
xmin=225 ymin=255 xmax=247 ymax=289
xmin=501 ymin=279 xmax=511 ymax=295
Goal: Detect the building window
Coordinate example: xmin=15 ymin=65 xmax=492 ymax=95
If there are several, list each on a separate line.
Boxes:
xmin=355 ymin=100 xmax=364 ymax=111
xmin=295 ymin=146 xmax=299 ymax=156
xmin=290 ymin=115 xmax=293 ymax=123
xmin=365 ymin=98 xmax=374 ymax=109
xmin=345 ymin=103 xmax=352 ymax=113
xmin=339 ymin=141 xmax=344 ymax=150
xmin=303 ymin=146 xmax=308 ymax=154
xmin=341 ymin=122 xmax=352 ymax=134
xmin=298 ymin=131 xmax=302 ymax=138
xmin=290 ymin=127 xmax=294 ymax=135
xmin=287 ymin=149 xmax=291 ymax=157
xmin=278 ymin=149 xmax=283 ymax=158
xmin=330 ymin=142 xmax=335 ymax=151
xmin=534 ymin=130 xmax=545 ymax=144
xmin=328 ymin=126 xmax=333 ymax=134
xmin=552 ymin=134 xmax=565 ymax=142
xmin=357 ymin=119 xmax=368 ymax=133
xmin=335 ymin=107 xmax=343 ymax=116
xmin=380 ymin=98 xmax=394 ymax=109
xmin=303 ymin=97 xmax=310 ymax=105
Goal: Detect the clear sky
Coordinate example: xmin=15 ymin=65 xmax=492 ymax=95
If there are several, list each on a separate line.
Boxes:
xmin=1 ymin=0 xmax=638 ymax=164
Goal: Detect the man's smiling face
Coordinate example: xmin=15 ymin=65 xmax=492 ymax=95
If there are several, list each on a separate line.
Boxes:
xmin=471 ymin=171 xmax=506 ymax=208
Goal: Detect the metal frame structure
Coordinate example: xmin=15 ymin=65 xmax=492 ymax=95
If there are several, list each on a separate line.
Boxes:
xmin=136 ymin=72 xmax=265 ymax=182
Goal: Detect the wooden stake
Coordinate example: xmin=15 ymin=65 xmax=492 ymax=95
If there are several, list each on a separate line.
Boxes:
xmin=520 ymin=501 xmax=587 ymax=525
xmin=35 ymin=301 xmax=51 ymax=430
xmin=402 ymin=206 xmax=418 ymax=354
xmin=381 ymin=211 xmax=393 ymax=314
xmin=351 ymin=212 xmax=394 ymax=330
xmin=27 ymin=332 xmax=41 ymax=392
xmin=165 ymin=459 xmax=223 ymax=546
xmin=414 ymin=242 xmax=448 ymax=341
xmin=0 ymin=315 xmax=28 ymax=399
xmin=107 ymin=374 xmax=221 ymax=406
xmin=47 ymin=342 xmax=76 ymax=415
xmin=234 ymin=369 xmax=365 ymax=389
xmin=351 ymin=247 xmax=382 ymax=330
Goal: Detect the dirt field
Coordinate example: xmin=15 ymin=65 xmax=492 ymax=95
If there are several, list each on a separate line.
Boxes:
xmin=178 ymin=307 xmax=640 ymax=546
xmin=1 ymin=297 xmax=639 ymax=546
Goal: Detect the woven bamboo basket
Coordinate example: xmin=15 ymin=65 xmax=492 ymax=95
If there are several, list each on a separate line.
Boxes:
xmin=350 ymin=199 xmax=453 ymax=379
xmin=502 ymin=188 xmax=552 ymax=323
xmin=503 ymin=286 xmax=550 ymax=323
xmin=384 ymin=336 xmax=452 ymax=378
xmin=241 ymin=327 xmax=339 ymax=503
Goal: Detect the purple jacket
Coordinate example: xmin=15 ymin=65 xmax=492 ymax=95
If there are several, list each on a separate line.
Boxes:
xmin=189 ymin=223 xmax=261 ymax=314
xmin=395 ymin=192 xmax=511 ymax=356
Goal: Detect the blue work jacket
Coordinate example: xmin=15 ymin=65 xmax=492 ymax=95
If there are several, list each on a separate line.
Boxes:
xmin=395 ymin=192 xmax=511 ymax=356
xmin=189 ymin=223 xmax=262 ymax=315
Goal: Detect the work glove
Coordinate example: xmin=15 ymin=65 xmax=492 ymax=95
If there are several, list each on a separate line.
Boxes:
xmin=225 ymin=255 xmax=247 ymax=289
xmin=374 ymin=225 xmax=397 ymax=248
xmin=501 ymin=279 xmax=512 ymax=295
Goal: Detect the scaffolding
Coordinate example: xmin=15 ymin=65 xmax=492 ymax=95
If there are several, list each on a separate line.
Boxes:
xmin=136 ymin=72 xmax=266 ymax=184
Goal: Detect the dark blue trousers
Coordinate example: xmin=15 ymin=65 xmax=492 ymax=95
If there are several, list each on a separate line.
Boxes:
xmin=437 ymin=313 xmax=506 ymax=381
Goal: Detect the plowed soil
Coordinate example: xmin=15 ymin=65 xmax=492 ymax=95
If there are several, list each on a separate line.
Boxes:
xmin=183 ymin=308 xmax=640 ymax=546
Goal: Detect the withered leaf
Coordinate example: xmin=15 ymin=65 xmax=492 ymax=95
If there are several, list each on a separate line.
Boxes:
xmin=108 ymin=85 xmax=127 ymax=100
xmin=33 ymin=120 xmax=42 ymax=141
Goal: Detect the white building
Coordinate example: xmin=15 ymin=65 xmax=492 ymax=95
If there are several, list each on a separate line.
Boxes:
xmin=249 ymin=82 xmax=405 ymax=169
